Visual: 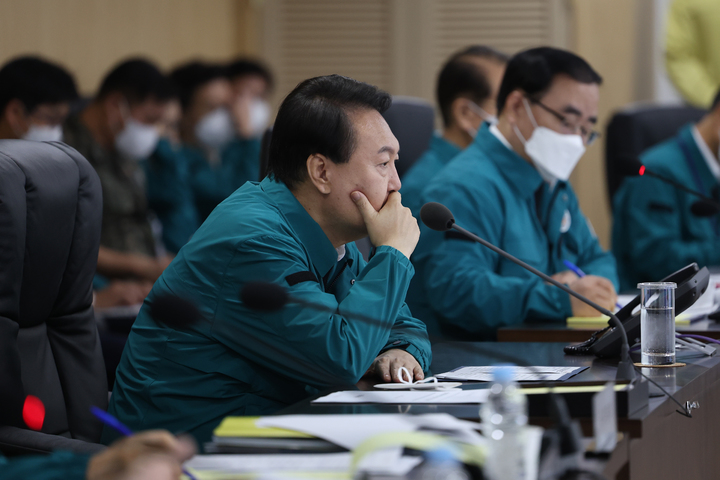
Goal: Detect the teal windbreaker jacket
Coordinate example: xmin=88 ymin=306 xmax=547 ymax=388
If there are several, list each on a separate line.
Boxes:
xmin=105 ymin=177 xmax=432 ymax=447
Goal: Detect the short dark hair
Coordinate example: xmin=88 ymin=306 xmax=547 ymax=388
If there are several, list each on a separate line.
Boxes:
xmin=0 ymin=56 xmax=78 ymax=113
xmin=170 ymin=61 xmax=228 ymax=110
xmin=268 ymin=74 xmax=391 ymax=189
xmin=711 ymin=87 xmax=720 ymax=110
xmin=437 ymin=45 xmax=509 ymax=127
xmin=97 ymin=58 xmax=172 ymax=104
xmin=497 ymin=47 xmax=602 ymax=114
xmin=226 ymin=58 xmax=274 ymax=92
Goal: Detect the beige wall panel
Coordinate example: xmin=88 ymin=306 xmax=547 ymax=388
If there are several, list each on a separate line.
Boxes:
xmin=570 ymin=0 xmax=638 ymax=249
xmin=0 ymin=0 xmax=242 ymax=95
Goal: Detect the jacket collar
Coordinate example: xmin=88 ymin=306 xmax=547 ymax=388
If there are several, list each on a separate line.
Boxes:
xmin=429 ymin=133 xmax=462 ymax=165
xmin=260 ymin=177 xmax=339 ymax=277
xmin=474 ymin=123 xmax=549 ymax=198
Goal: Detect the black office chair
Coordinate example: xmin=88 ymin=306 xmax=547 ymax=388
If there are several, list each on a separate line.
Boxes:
xmin=605 ymin=104 xmax=706 ymax=205
xmin=382 ymin=96 xmax=435 ymax=179
xmin=0 ymin=140 xmax=107 ymax=456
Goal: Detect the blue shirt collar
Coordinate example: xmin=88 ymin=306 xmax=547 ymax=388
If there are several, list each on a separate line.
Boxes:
xmin=473 ymin=123 xmax=548 ymax=198
xmin=260 ymin=176 xmax=339 ymax=277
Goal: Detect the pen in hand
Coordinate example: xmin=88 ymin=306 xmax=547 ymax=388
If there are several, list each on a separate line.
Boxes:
xmin=91 ymin=406 xmax=198 ymax=480
xmin=562 ymin=260 xmax=623 ymax=311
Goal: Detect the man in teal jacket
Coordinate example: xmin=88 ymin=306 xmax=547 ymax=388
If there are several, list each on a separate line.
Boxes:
xmin=105 ymin=75 xmax=432 ymax=447
xmin=402 ymin=45 xmax=508 ymax=217
xmin=408 ymin=47 xmax=618 ymax=340
xmin=170 ymin=62 xmax=262 ymax=222
xmin=612 ymin=90 xmax=720 ymax=291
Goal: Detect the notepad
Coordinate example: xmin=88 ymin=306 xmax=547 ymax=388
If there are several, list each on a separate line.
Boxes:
xmin=214 ymin=416 xmax=313 ymax=439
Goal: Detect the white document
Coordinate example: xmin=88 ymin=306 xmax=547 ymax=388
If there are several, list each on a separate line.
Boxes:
xmin=256 ymin=414 xmax=417 ymax=450
xmin=186 ymin=452 xmax=351 ymax=472
xmin=312 ymin=389 xmax=490 ymax=405
xmin=256 ymin=413 xmax=486 ymax=450
xmin=436 ymin=366 xmax=586 ymax=382
xmin=186 ymin=449 xmax=422 ymax=477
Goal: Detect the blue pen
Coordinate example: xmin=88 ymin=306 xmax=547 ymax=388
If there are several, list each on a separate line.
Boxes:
xmin=562 ymin=260 xmax=623 ymax=310
xmin=91 ymin=406 xmax=197 ymax=480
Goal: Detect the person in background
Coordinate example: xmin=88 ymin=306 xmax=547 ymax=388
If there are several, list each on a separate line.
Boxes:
xmin=63 ymin=58 xmax=174 ymax=308
xmin=1 ymin=430 xmax=196 ymax=480
xmin=613 ymin=89 xmax=720 ymax=290
xmin=142 ymin=92 xmax=200 ymax=254
xmin=171 ymin=61 xmax=262 ymax=221
xmin=408 ymin=47 xmax=618 ymax=340
xmin=0 ymin=56 xmax=78 ymax=142
xmin=105 ymin=74 xmax=431 ymax=448
xmin=401 ymin=46 xmax=508 ymax=216
xmin=665 ymin=0 xmax=720 ymax=108
xmin=226 ymin=57 xmax=274 ymax=140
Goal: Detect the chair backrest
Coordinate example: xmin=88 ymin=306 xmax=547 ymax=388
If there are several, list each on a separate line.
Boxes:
xmin=605 ymin=104 xmax=706 ymax=202
xmin=0 ymin=140 xmax=107 ymax=443
xmin=381 ymin=96 xmax=435 ymax=179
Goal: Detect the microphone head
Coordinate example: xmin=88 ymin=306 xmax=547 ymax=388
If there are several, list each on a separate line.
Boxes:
xmin=420 ymin=202 xmax=455 ymax=232
xmin=240 ymin=281 xmax=289 ymax=312
xmin=691 ymin=199 xmax=720 ymax=217
xmin=617 ymin=155 xmax=646 ymax=177
xmin=149 ymin=294 xmax=203 ymax=329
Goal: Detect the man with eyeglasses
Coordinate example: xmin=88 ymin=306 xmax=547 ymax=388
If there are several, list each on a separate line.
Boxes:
xmin=407 ymin=47 xmax=619 ymax=340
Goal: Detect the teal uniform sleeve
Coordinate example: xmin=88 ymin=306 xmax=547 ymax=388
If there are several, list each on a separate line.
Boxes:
xmin=210 ymin=238 xmax=427 ymax=387
xmin=564 ymin=189 xmax=619 ymax=290
xmin=0 ymin=451 xmax=90 ymax=480
xmin=420 ymin=185 xmax=572 ymax=337
xmin=615 ymin=174 xmax=720 ymax=283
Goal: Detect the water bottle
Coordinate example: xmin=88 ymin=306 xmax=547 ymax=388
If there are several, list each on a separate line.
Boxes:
xmin=414 ymin=447 xmax=470 ymax=480
xmin=480 ymin=365 xmax=528 ymax=480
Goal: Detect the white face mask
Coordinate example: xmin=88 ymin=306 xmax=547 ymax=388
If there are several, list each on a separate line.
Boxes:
xmin=115 ymin=117 xmax=160 ymax=160
xmin=248 ymin=99 xmax=271 ymax=138
xmin=195 ymin=107 xmax=235 ymax=149
xmin=23 ymin=124 xmax=63 ymax=142
xmin=513 ymin=98 xmax=585 ymax=185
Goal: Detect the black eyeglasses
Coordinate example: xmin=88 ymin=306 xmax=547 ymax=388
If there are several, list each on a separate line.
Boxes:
xmin=527 ymin=97 xmax=601 ymax=146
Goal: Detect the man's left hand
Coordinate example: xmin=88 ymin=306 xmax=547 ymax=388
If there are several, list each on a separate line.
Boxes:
xmin=364 ymin=349 xmax=423 ymax=383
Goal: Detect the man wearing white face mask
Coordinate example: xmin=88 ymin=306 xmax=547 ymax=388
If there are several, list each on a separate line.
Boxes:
xmin=63 ymin=58 xmax=175 ymax=309
xmin=408 ymin=47 xmax=619 ymax=340
xmin=227 ymin=58 xmax=274 ymax=140
xmin=401 ymin=45 xmax=508 ymax=218
xmin=171 ymin=61 xmax=265 ymax=221
xmin=0 ymin=56 xmax=78 ymax=142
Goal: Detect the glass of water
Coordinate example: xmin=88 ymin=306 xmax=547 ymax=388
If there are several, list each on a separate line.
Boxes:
xmin=638 ymin=282 xmax=677 ymax=365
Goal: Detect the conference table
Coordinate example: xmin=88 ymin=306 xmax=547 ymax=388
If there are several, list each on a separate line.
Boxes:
xmin=277 ymin=341 xmax=720 ymax=480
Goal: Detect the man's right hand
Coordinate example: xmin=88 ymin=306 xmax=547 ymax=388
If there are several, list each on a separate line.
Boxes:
xmin=568 ymin=275 xmax=617 ymax=316
xmin=351 ymin=191 xmax=419 ymax=259
xmin=86 ymin=430 xmax=196 ymax=480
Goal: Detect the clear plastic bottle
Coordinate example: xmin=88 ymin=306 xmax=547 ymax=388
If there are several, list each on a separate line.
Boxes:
xmin=415 ymin=447 xmax=470 ymax=480
xmin=479 ymin=365 xmax=528 ymax=480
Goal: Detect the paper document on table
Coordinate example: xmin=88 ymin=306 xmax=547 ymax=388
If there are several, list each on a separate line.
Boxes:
xmin=256 ymin=413 xmax=485 ymax=450
xmin=312 ymin=389 xmax=490 ymax=404
xmin=436 ymin=365 xmax=587 ymax=382
xmin=186 ymin=449 xmax=422 ymax=479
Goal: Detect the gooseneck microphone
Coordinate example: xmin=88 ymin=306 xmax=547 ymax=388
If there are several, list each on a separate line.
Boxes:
xmin=420 ymin=202 xmax=636 ymax=382
xmin=619 ymin=155 xmax=720 ymax=217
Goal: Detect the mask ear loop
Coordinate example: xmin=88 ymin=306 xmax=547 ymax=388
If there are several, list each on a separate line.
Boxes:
xmin=396 ymin=367 xmax=442 ymax=388
xmin=512 ymin=97 xmax=538 ymax=145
